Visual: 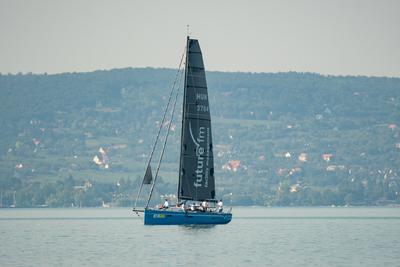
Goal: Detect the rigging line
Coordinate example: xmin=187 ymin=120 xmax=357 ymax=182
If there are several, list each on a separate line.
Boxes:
xmin=133 ymin=46 xmax=186 ymax=209
xmin=145 ymin=65 xmax=185 ymax=208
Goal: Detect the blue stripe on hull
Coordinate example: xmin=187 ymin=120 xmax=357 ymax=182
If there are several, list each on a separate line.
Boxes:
xmin=144 ymin=209 xmax=232 ymax=225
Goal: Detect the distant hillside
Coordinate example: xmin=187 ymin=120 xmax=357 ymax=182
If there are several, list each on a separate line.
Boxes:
xmin=0 ymin=68 xmax=399 ymax=207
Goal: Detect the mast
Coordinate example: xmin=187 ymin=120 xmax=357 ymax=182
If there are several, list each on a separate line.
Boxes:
xmin=177 ymin=36 xmax=190 ymax=203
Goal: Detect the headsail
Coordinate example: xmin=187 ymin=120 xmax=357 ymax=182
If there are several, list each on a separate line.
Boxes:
xmin=143 ymin=165 xmax=153 ymax=184
xmin=178 ymin=38 xmax=215 ymax=201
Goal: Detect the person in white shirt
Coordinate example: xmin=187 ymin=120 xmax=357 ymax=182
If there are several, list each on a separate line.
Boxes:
xmin=160 ymin=199 xmax=169 ymax=209
xmin=217 ymin=199 xmax=223 ymax=212
xmin=201 ymin=201 xmax=208 ymax=212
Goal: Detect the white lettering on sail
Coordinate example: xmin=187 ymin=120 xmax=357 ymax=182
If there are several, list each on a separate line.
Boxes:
xmin=196 ymin=93 xmax=208 ymax=101
xmin=189 ymin=121 xmax=207 ymax=188
xmin=197 ymin=105 xmax=209 ymax=112
xmin=205 ymin=127 xmax=210 ymax=187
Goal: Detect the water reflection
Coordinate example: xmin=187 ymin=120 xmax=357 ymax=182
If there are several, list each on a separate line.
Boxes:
xmin=179 ymin=224 xmax=216 ymax=230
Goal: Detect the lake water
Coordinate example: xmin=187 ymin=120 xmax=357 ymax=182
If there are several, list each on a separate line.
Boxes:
xmin=1 ymin=207 xmax=400 ymax=267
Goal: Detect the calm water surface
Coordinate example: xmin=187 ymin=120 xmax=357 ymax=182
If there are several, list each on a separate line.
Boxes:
xmin=1 ymin=207 xmax=400 ymax=267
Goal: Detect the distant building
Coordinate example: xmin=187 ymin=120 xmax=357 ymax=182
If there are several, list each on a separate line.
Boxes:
xmin=93 ymin=148 xmax=110 ymax=168
xmin=276 ymin=168 xmax=287 ymax=176
xmin=74 ymin=181 xmax=92 ymax=191
xmin=326 ymin=165 xmax=336 ymax=171
xmin=326 ymin=165 xmax=346 ymax=172
xmin=93 ymin=155 xmax=102 ymax=165
xmin=222 ymin=160 xmax=241 ymax=172
xmin=298 ymin=153 xmax=307 ymax=162
xmin=322 ymin=154 xmax=333 ymax=162
xmin=15 ymin=163 xmax=23 ymax=169
xmin=290 ymin=184 xmax=299 ymax=193
xmin=32 ymin=138 xmax=40 ymax=146
xmin=315 ymin=114 xmax=323 ymax=120
xmin=288 ymin=167 xmax=302 ymax=176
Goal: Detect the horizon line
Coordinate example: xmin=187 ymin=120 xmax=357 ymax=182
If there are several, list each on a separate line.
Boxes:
xmin=1 ymin=66 xmax=399 ymax=79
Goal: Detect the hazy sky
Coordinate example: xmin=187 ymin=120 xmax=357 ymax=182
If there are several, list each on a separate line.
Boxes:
xmin=1 ymin=0 xmax=399 ymax=77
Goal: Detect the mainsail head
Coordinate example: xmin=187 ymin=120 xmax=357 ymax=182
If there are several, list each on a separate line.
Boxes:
xmin=178 ymin=38 xmax=215 ymax=201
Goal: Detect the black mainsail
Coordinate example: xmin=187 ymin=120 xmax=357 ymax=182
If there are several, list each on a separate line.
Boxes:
xmin=178 ymin=38 xmax=215 ymax=201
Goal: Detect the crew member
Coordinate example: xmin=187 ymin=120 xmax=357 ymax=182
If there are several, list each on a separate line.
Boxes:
xmin=160 ymin=198 xmax=169 ymax=209
xmin=217 ymin=199 xmax=223 ymax=212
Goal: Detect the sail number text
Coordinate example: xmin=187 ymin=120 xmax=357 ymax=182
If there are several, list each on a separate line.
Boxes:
xmin=197 ymin=105 xmax=209 ymax=112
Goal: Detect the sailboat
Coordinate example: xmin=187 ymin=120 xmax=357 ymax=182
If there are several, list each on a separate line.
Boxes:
xmin=133 ymin=36 xmax=232 ymax=225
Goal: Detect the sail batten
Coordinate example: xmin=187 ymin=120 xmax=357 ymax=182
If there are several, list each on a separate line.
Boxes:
xmin=178 ymin=38 xmax=215 ymax=202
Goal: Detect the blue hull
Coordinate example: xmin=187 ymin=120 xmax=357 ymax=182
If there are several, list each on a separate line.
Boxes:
xmin=144 ymin=209 xmax=232 ymax=225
